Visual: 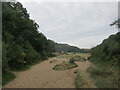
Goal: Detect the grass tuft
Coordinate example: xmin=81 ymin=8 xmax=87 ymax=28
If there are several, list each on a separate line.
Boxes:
xmin=74 ymin=69 xmax=87 ymax=88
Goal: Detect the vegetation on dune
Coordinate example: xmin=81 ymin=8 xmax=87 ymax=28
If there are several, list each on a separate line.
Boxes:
xmin=87 ymin=65 xmax=118 ymax=88
xmin=74 ymin=70 xmax=87 ymax=88
xmin=53 ymin=61 xmax=78 ymax=71
xmin=53 ymin=54 xmax=87 ymax=71
xmin=69 ymin=55 xmax=86 ymax=63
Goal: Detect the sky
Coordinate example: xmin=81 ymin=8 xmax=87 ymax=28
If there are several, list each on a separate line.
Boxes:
xmin=18 ymin=0 xmax=118 ymax=48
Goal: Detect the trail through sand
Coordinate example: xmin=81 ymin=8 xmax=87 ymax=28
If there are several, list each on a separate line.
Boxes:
xmin=75 ymin=61 xmax=97 ymax=88
xmin=4 ymin=55 xmax=96 ymax=88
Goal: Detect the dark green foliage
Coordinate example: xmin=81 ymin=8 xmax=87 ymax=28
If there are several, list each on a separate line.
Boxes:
xmin=89 ymin=30 xmax=119 ymax=88
xmin=110 ymin=18 xmax=120 ymax=28
xmin=2 ymin=71 xmax=16 ymax=86
xmin=2 ymin=2 xmax=55 ymax=85
xmin=90 ymin=32 xmax=120 ymax=66
xmin=47 ymin=40 xmax=55 ymax=52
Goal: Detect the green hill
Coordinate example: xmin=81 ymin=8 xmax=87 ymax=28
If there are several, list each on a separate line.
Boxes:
xmin=88 ymin=32 xmax=120 ymax=88
xmin=55 ymin=43 xmax=90 ymax=53
xmin=90 ymin=32 xmax=120 ymax=65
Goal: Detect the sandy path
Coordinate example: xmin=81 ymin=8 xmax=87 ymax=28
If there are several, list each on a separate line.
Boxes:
xmin=4 ymin=57 xmax=77 ymax=88
xmin=4 ymin=55 xmax=96 ymax=88
xmin=75 ymin=61 xmax=97 ymax=88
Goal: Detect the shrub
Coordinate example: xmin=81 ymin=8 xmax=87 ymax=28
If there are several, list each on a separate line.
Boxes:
xmin=87 ymin=65 xmax=118 ymax=88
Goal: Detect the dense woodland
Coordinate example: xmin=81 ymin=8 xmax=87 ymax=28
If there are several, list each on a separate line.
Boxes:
xmin=90 ymin=32 xmax=120 ymax=66
xmin=2 ymin=2 xmax=55 ymax=72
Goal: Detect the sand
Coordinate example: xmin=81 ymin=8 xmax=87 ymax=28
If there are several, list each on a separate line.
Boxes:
xmin=4 ymin=57 xmax=76 ymax=88
xmin=4 ymin=56 xmax=96 ymax=88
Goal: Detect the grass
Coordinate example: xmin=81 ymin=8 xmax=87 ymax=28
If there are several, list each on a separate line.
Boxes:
xmin=74 ymin=69 xmax=87 ymax=88
xmin=53 ymin=61 xmax=78 ymax=71
xmin=69 ymin=55 xmax=86 ymax=63
xmin=78 ymin=53 xmax=90 ymax=59
xmin=87 ymin=65 xmax=118 ymax=88
xmin=2 ymin=71 xmax=16 ymax=86
xmin=57 ymin=53 xmax=73 ymax=58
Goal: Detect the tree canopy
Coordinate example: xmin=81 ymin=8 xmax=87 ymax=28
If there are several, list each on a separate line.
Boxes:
xmin=2 ymin=2 xmax=55 ymax=72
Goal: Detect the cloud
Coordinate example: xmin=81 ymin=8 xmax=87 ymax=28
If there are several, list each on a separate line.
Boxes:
xmin=18 ymin=1 xmax=118 ymax=48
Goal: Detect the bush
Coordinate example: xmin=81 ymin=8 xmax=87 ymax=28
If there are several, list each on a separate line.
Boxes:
xmin=87 ymin=66 xmax=113 ymax=76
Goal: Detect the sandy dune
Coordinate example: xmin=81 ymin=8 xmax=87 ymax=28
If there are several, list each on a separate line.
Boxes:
xmin=4 ymin=56 xmax=96 ymax=88
xmin=4 ymin=57 xmax=76 ymax=88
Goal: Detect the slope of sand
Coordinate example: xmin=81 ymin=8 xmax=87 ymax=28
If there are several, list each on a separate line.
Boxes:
xmin=4 ymin=56 xmax=96 ymax=88
xmin=4 ymin=57 xmax=76 ymax=88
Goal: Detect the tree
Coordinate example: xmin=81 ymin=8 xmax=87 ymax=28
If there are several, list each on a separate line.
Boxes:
xmin=2 ymin=2 xmax=55 ymax=71
xmin=110 ymin=19 xmax=120 ymax=32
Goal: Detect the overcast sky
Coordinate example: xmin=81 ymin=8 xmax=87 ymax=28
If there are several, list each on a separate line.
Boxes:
xmin=18 ymin=1 xmax=118 ymax=48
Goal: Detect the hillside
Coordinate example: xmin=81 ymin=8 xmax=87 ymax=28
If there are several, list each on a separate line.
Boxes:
xmin=55 ymin=43 xmax=90 ymax=53
xmin=88 ymin=32 xmax=119 ymax=88
xmin=90 ymin=32 xmax=120 ymax=65
xmin=47 ymin=39 xmax=90 ymax=53
xmin=47 ymin=40 xmax=90 ymax=53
